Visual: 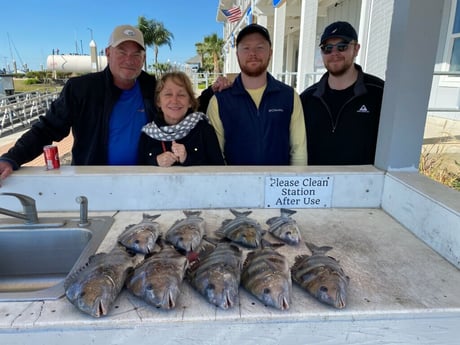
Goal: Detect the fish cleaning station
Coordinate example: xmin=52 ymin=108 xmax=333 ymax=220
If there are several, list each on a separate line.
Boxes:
xmin=0 ymin=2 xmax=459 ymax=344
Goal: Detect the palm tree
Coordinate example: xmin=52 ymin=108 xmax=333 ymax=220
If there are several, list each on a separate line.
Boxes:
xmin=137 ymin=16 xmax=174 ymax=71
xmin=195 ymin=42 xmax=205 ymax=70
xmin=202 ymin=33 xmax=224 ymax=74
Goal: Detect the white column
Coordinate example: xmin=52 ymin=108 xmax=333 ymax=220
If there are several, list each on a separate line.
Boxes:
xmin=296 ymin=0 xmax=318 ymax=93
xmin=285 ymin=34 xmax=295 ymax=86
xmin=271 ymin=2 xmax=286 ymax=79
xmin=375 ymin=0 xmax=445 ymax=170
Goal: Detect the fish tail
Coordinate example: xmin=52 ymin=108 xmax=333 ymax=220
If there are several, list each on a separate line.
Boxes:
xmin=183 ymin=210 xmax=202 ymax=217
xmin=305 ymin=242 xmax=333 ymax=255
xmin=142 ymin=213 xmax=161 ymax=221
xmin=280 ymin=208 xmax=297 ymax=217
xmin=230 ymin=208 xmax=252 ymax=218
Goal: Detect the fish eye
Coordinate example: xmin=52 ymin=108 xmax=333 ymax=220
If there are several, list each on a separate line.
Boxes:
xmin=146 ymin=283 xmax=153 ymax=291
xmin=207 ymin=283 xmax=216 ymax=291
xmin=263 ymin=288 xmax=271 ymax=294
xmin=79 ymin=292 xmax=86 ymax=298
xmin=134 ymin=239 xmax=140 ymax=244
xmin=320 ymin=286 xmax=328 ymax=292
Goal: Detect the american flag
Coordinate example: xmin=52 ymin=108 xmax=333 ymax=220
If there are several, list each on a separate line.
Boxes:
xmin=222 ymin=7 xmax=242 ymax=23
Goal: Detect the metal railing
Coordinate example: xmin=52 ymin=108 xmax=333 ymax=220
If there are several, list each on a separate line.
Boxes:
xmin=0 ymin=90 xmax=59 ymax=136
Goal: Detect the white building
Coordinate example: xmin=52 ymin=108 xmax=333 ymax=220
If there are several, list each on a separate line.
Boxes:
xmin=216 ymin=0 xmax=460 ymax=121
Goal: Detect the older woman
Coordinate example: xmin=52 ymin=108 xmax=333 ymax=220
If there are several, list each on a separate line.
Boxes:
xmin=138 ymin=71 xmax=224 ymax=166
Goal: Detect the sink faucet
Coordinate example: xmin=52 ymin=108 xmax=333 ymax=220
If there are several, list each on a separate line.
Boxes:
xmin=75 ymin=196 xmax=89 ymax=226
xmin=0 ymin=192 xmax=39 ymax=224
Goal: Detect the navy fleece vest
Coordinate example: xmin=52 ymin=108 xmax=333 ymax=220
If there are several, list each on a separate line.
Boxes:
xmin=215 ymin=73 xmax=294 ymax=165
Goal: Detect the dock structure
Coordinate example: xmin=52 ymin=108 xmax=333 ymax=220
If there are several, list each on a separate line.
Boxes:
xmin=0 ymin=90 xmax=74 ymax=167
xmin=0 ymin=90 xmax=59 ymax=136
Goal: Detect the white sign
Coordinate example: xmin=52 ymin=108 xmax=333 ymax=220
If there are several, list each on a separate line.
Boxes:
xmin=264 ymin=176 xmax=333 ymax=208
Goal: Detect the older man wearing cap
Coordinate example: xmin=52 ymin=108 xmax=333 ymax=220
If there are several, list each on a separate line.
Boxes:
xmin=207 ymin=23 xmax=307 ymax=166
xmin=300 ymin=21 xmax=385 ymax=165
xmin=0 ymin=24 xmax=220 ymax=181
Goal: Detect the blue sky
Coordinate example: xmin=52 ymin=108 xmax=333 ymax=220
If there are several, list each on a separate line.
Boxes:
xmin=0 ymin=0 xmax=223 ymax=71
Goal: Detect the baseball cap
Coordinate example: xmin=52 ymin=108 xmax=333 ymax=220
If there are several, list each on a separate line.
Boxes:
xmin=108 ymin=25 xmax=145 ymax=50
xmin=320 ymin=21 xmax=358 ymax=45
xmin=236 ymin=24 xmax=271 ymax=46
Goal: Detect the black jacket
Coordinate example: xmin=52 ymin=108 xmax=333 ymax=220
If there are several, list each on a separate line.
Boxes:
xmin=138 ymin=119 xmax=224 ymax=166
xmin=1 ymin=68 xmax=214 ymax=168
xmin=300 ymin=64 xmax=384 ymax=165
xmin=2 ymin=67 xmax=156 ymax=168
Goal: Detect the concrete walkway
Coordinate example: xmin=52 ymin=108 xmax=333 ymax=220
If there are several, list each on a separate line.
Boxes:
xmin=0 ymin=131 xmax=73 ymax=167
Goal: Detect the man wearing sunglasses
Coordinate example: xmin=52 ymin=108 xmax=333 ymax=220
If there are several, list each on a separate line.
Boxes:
xmin=300 ymin=21 xmax=384 ymax=165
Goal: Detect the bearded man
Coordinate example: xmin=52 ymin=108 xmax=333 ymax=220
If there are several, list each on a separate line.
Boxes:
xmin=206 ymin=24 xmax=307 ymax=165
xmin=300 ymin=21 xmax=385 ymax=165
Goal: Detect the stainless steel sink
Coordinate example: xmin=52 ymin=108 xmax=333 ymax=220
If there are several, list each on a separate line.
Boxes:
xmin=0 ymin=216 xmax=114 ymax=302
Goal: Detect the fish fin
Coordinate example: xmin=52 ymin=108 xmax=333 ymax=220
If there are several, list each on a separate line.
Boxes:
xmin=214 ymin=225 xmax=228 ymax=239
xmin=219 ymin=218 xmax=232 ymax=229
xmin=156 ymin=235 xmax=165 ymax=247
xmin=64 ymin=252 xmax=108 ymax=288
xmin=168 ymin=218 xmax=183 ymax=231
xmin=266 ymin=216 xmax=278 ymax=225
xmin=305 ymin=242 xmax=333 ymax=255
xmin=230 ymin=208 xmax=252 ymax=218
xmin=291 ymin=255 xmax=309 ymax=271
xmin=242 ymin=251 xmax=255 ymax=268
xmin=202 ymin=236 xmax=219 ymax=246
xmin=260 ymin=238 xmax=285 ymax=249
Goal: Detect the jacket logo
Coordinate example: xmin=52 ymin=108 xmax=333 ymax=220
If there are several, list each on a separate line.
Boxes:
xmin=357 ymin=105 xmax=370 ymax=113
xmin=268 ymin=109 xmax=284 ymax=113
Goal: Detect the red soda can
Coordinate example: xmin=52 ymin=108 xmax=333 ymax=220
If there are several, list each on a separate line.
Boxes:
xmin=43 ymin=145 xmax=60 ymax=170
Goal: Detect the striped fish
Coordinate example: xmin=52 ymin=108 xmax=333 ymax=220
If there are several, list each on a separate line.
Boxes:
xmin=241 ymin=241 xmax=292 ymax=310
xmin=187 ymin=241 xmax=243 ymax=309
xmin=291 ymin=242 xmax=349 ymax=309
xmin=165 ymin=211 xmax=205 ymax=253
xmin=266 ymin=208 xmax=302 ymax=245
xmin=126 ymin=241 xmax=188 ymax=309
xmin=118 ymin=213 xmax=161 ymax=254
xmin=64 ymin=245 xmax=137 ymax=317
xmin=216 ymin=209 xmax=264 ymax=248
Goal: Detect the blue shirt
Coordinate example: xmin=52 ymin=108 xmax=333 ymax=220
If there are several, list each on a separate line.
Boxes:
xmin=107 ymin=81 xmax=147 ymax=165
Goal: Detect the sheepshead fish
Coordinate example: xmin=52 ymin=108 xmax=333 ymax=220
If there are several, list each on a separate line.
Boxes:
xmin=187 ymin=241 xmax=243 ymax=309
xmin=118 ymin=213 xmax=161 ymax=254
xmin=291 ymin=242 xmax=349 ymax=309
xmin=165 ymin=211 xmax=205 ymax=253
xmin=126 ymin=241 xmax=188 ymax=309
xmin=216 ymin=209 xmax=264 ymax=248
xmin=241 ymin=241 xmax=292 ymax=310
xmin=266 ymin=208 xmax=302 ymax=245
xmin=64 ymin=245 xmax=137 ymax=317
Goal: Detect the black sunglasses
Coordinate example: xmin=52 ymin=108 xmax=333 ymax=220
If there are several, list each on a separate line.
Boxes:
xmin=320 ymin=41 xmax=355 ymax=54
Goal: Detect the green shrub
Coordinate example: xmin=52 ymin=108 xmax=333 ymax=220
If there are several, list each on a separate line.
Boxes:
xmin=24 ymin=78 xmax=41 ymax=85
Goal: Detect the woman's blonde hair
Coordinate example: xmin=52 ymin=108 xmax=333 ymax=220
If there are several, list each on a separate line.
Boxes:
xmin=155 ymin=71 xmax=199 ymax=112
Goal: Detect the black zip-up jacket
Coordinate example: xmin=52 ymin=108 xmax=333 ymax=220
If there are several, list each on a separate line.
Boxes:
xmin=300 ymin=64 xmax=384 ymax=165
xmin=2 ymin=67 xmax=156 ymax=168
xmin=1 ymin=67 xmax=214 ymax=168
